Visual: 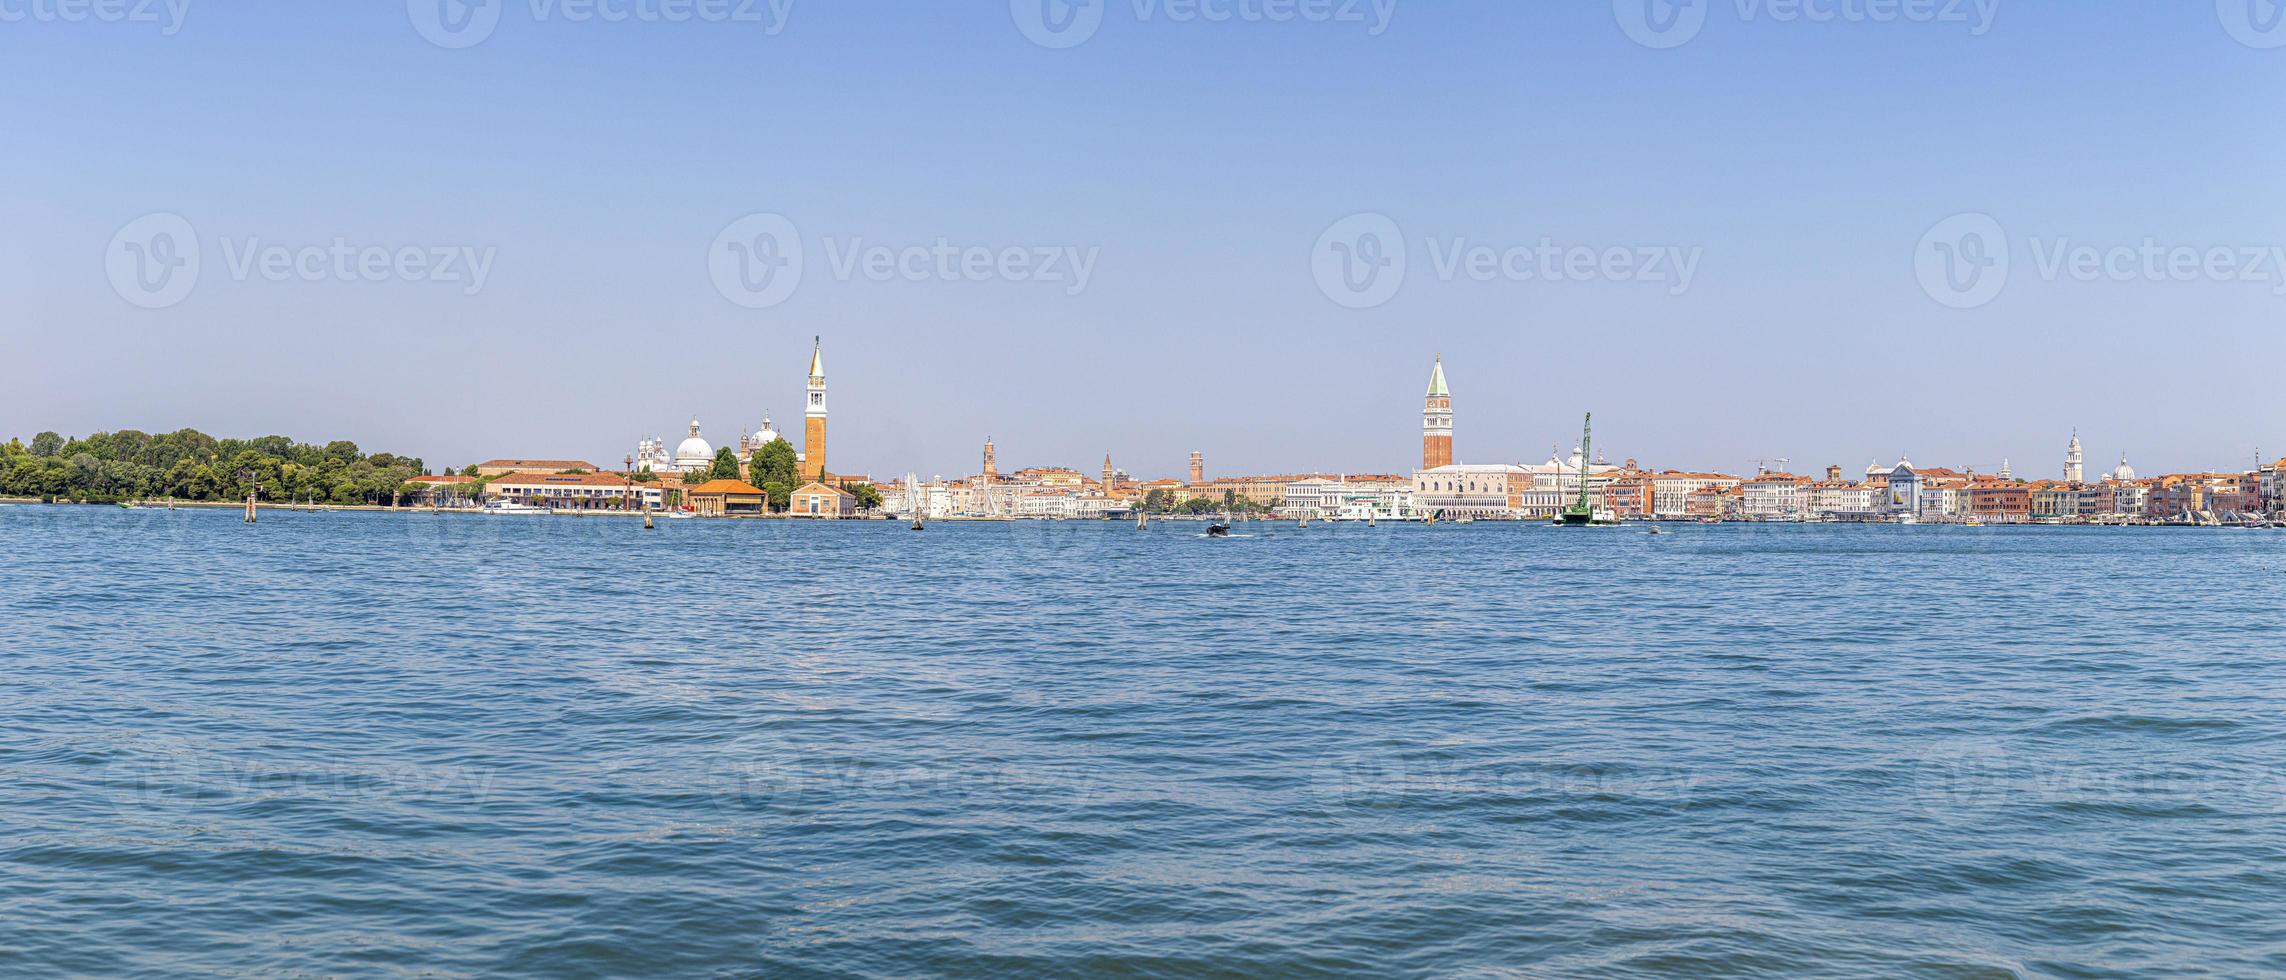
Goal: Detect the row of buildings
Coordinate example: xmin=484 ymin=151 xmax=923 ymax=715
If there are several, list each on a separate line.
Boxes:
xmin=415 ymin=345 xmax=2285 ymax=524
xmin=406 ymin=339 xmax=863 ymax=517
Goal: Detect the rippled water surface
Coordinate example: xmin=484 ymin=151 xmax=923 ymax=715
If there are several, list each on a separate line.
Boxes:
xmin=4 ymin=505 xmax=2285 ymax=977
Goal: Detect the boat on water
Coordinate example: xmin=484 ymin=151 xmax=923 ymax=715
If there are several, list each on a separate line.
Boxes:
xmin=1553 ymin=413 xmax=1621 ymax=527
xmin=482 ymin=501 xmax=553 ymax=516
xmin=1205 ymin=522 xmax=1232 ymax=537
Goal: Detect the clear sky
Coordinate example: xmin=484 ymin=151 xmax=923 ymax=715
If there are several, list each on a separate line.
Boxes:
xmin=4 ymin=1 xmax=2281 ymax=480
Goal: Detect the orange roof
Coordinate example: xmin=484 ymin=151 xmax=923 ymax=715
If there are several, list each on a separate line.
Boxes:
xmin=479 ymin=459 xmax=596 ymax=470
xmin=688 ymin=479 xmax=765 ymax=495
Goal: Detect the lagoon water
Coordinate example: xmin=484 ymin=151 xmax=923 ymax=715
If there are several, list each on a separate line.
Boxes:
xmin=3 ymin=505 xmax=2284 ymax=976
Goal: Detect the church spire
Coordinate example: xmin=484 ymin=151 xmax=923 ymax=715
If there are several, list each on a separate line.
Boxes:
xmin=1426 ymin=353 xmax=1449 ymax=397
xmin=808 ymin=335 xmax=825 ymax=382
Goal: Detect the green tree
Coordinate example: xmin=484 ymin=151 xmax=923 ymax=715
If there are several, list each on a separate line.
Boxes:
xmin=706 ymin=447 xmax=743 ymax=483
xmin=761 ymin=480 xmax=793 ymax=513
xmin=752 ymin=440 xmax=799 ymax=490
xmin=848 ymin=482 xmax=883 ymax=512
xmin=30 ymin=432 xmax=62 ymax=458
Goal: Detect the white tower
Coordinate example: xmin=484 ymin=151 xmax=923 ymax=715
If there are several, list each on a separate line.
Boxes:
xmin=2064 ymin=431 xmax=2085 ymax=484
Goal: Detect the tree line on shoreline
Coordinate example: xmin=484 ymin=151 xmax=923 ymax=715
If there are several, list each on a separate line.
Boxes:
xmin=1 ymin=429 xmax=425 ymax=505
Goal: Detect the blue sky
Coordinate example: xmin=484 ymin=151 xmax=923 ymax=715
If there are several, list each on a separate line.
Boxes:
xmin=3 ymin=1 xmax=2281 ymax=479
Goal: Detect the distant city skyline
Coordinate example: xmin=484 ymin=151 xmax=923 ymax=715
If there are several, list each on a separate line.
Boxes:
xmin=5 ymin=4 xmax=2280 ymax=478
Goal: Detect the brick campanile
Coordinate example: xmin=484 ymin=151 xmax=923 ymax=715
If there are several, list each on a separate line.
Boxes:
xmin=802 ymin=337 xmax=827 ymax=481
xmin=1423 ymin=353 xmax=1453 ymax=470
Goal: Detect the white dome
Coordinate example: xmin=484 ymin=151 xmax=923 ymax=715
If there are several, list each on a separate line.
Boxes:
xmin=753 ymin=419 xmax=784 ymax=447
xmin=674 ymin=419 xmax=714 ymax=470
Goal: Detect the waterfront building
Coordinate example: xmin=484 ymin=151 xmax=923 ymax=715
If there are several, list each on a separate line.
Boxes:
xmin=803 ymin=338 xmax=829 ymax=482
xmin=1509 ymin=447 xmax=1623 ymax=519
xmin=1422 ymin=355 xmax=1453 ymax=470
xmin=1014 ymin=467 xmax=1088 ymax=489
xmin=1917 ymin=471 xmax=1971 ymax=521
xmin=1880 ymin=459 xmax=1919 ymax=516
xmin=1284 ymin=475 xmax=1414 ymax=521
xmin=1966 ymin=478 xmax=2032 ymax=522
xmin=1686 ymin=485 xmax=1741 ymax=520
xmin=2147 ymin=473 xmax=2259 ymax=521
xmin=1805 ymin=478 xmax=1877 ymax=520
xmin=1652 ymin=472 xmax=1742 ymax=518
xmin=1601 ymin=471 xmax=1654 ymax=519
xmin=1740 ymin=472 xmax=1810 ymax=521
xmin=688 ymin=478 xmax=766 ymax=517
xmin=1413 ymin=464 xmax=1532 ymax=520
xmin=476 ymin=458 xmax=598 ymax=477
xmin=487 ymin=471 xmax=653 ymax=510
xmin=790 ymin=481 xmax=855 ymax=518
xmin=2264 ymin=457 xmax=2285 ymax=515
xmin=2030 ymin=481 xmax=2081 ymax=521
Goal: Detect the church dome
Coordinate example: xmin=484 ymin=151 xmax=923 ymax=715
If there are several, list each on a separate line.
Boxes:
xmin=752 ymin=417 xmax=785 ymax=447
xmin=2112 ymin=456 xmax=2136 ymax=482
xmin=674 ymin=419 xmax=714 ymax=470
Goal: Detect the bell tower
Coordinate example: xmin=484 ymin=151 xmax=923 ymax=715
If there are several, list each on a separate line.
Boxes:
xmin=802 ymin=337 xmax=827 ymax=482
xmin=1422 ymin=354 xmax=1453 ymax=470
